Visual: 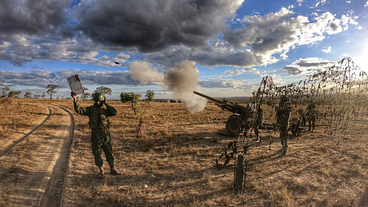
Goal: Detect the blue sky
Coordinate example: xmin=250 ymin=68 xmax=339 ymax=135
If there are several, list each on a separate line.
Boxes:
xmin=0 ymin=0 xmax=367 ymax=100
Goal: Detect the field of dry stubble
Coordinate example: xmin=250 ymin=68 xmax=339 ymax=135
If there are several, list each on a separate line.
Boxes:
xmin=1 ymin=98 xmax=368 ymax=206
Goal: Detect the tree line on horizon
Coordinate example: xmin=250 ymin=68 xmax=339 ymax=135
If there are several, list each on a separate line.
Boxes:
xmin=1 ymin=85 xmax=155 ymax=103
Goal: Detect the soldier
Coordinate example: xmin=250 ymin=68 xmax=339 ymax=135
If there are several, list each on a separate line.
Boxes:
xmin=71 ymin=91 xmax=121 ymax=179
xmin=306 ymin=100 xmax=317 ymax=132
xmin=298 ymin=108 xmax=307 ymax=126
xmin=276 ymin=95 xmax=291 ymax=156
xmin=252 ymin=107 xmax=263 ymax=141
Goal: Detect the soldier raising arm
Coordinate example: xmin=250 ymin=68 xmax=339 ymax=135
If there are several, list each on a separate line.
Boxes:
xmin=71 ymin=92 xmax=120 ymax=179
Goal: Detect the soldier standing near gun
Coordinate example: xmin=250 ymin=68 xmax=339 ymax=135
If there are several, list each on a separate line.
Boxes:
xmin=276 ymin=95 xmax=291 ymax=156
xmin=252 ymin=108 xmax=263 ymax=141
xmin=71 ymin=91 xmax=121 ymax=179
xmin=298 ymin=108 xmax=307 ymax=126
xmin=306 ymin=100 xmax=317 ymax=132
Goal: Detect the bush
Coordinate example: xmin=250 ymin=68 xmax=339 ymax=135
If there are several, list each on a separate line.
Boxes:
xmin=120 ymin=92 xmax=140 ymax=114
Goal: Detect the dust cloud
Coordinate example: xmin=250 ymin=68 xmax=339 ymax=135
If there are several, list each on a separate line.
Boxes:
xmin=129 ymin=60 xmax=207 ymax=113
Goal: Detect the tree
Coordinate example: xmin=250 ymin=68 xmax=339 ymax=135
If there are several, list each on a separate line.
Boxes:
xmin=34 ymin=94 xmax=40 ymax=99
xmin=95 ymin=86 xmax=112 ymax=95
xmin=91 ymin=86 xmax=112 ymax=100
xmin=82 ymin=87 xmax=90 ymax=100
xmin=2 ymin=86 xmax=10 ymax=97
xmin=145 ymin=90 xmax=155 ymax=102
xmin=41 ymin=92 xmax=46 ymax=99
xmin=120 ymin=92 xmax=140 ymax=114
xmin=8 ymin=90 xmax=22 ymax=98
xmin=82 ymin=92 xmax=91 ymax=100
xmin=46 ymin=84 xmax=59 ymax=99
xmin=24 ymin=92 xmax=32 ymax=99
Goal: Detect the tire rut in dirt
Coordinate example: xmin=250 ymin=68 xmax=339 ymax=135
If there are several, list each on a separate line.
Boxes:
xmin=40 ymin=107 xmax=75 ymax=207
xmin=0 ymin=107 xmax=52 ymax=158
xmin=0 ymin=105 xmax=74 ymax=207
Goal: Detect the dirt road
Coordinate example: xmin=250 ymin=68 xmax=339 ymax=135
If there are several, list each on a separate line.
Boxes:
xmin=0 ymin=104 xmax=74 ymax=207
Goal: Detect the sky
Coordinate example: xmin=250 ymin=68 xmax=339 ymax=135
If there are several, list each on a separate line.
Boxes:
xmin=0 ymin=0 xmax=367 ymax=100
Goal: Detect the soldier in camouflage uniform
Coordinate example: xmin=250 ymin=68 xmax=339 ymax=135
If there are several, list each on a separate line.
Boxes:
xmin=71 ymin=91 xmax=120 ymax=179
xmin=276 ymin=95 xmax=291 ymax=156
xmin=306 ymin=100 xmax=317 ymax=132
xmin=252 ymin=107 xmax=263 ymax=141
xmin=298 ymin=108 xmax=307 ymax=126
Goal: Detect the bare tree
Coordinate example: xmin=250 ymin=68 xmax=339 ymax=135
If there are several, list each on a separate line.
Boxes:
xmin=46 ymin=84 xmax=59 ymax=99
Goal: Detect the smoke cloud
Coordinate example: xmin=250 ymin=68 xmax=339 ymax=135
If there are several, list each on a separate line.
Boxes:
xmin=129 ymin=60 xmax=207 ymax=113
xmin=129 ymin=61 xmax=165 ymax=84
xmin=164 ymin=60 xmax=207 ymax=113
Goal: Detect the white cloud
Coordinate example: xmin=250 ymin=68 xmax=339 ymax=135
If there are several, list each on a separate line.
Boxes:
xmin=283 ymin=57 xmax=335 ymax=75
xmin=322 ymin=46 xmax=331 ymax=53
xmin=365 ymin=1 xmax=368 ymax=7
xmin=223 ymin=8 xmax=358 ymax=68
xmin=199 ymin=79 xmax=247 ymax=89
xmin=315 ymin=0 xmax=327 ymax=7
xmin=223 ymin=67 xmax=256 ymax=77
xmin=0 ymin=41 xmax=11 ymax=55
xmin=346 ymin=0 xmax=351 ymax=3
xmin=296 ymin=0 xmax=303 ymax=6
xmin=341 ymin=14 xmax=359 ymax=31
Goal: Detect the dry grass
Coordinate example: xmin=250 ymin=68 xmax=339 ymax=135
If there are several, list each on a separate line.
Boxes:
xmin=1 ymin=98 xmax=368 ymax=206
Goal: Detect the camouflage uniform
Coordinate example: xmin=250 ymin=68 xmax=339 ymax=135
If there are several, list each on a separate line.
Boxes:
xmin=276 ymin=96 xmax=291 ymax=155
xmin=253 ymin=108 xmax=263 ymax=141
xmin=298 ymin=108 xmax=307 ymax=126
xmin=306 ymin=101 xmax=317 ymax=131
xmin=74 ymin=101 xmax=117 ymax=167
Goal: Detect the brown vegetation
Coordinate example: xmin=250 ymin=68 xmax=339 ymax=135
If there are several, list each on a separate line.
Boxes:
xmin=1 ymin=97 xmax=368 ymax=206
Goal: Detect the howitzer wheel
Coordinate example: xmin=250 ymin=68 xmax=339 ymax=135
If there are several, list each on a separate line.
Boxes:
xmin=226 ymin=115 xmax=244 ymax=136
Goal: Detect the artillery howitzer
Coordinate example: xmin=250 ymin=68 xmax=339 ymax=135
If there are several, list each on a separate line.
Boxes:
xmin=194 ymin=91 xmax=252 ymax=136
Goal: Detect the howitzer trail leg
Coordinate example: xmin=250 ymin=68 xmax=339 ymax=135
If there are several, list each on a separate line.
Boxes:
xmin=234 ymin=154 xmax=245 ymax=190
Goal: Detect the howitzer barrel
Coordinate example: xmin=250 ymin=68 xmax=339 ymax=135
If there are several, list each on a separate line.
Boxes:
xmin=193 ymin=91 xmax=222 ymax=104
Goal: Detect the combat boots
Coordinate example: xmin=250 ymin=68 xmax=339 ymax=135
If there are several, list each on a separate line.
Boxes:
xmin=109 ymin=164 xmax=121 ymax=175
xmin=97 ymin=166 xmax=105 ymax=179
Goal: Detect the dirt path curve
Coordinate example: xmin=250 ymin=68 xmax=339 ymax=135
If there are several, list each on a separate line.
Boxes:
xmin=0 ymin=105 xmax=51 ymax=158
xmin=0 ymin=105 xmax=74 ymax=207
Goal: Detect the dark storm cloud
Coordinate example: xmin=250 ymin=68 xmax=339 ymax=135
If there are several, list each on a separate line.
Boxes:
xmin=0 ymin=0 xmax=70 ymax=38
xmin=143 ymin=44 xmax=264 ymax=69
xmin=223 ymin=8 xmax=294 ymax=53
xmin=73 ymin=0 xmax=242 ymax=52
xmin=191 ymin=47 xmax=264 ymax=67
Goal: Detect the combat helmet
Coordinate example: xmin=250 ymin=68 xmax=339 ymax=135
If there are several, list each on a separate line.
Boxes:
xmin=93 ymin=92 xmax=105 ymax=102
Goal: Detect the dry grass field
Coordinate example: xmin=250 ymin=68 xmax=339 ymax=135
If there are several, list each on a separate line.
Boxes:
xmin=1 ymin=97 xmax=368 ymax=207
